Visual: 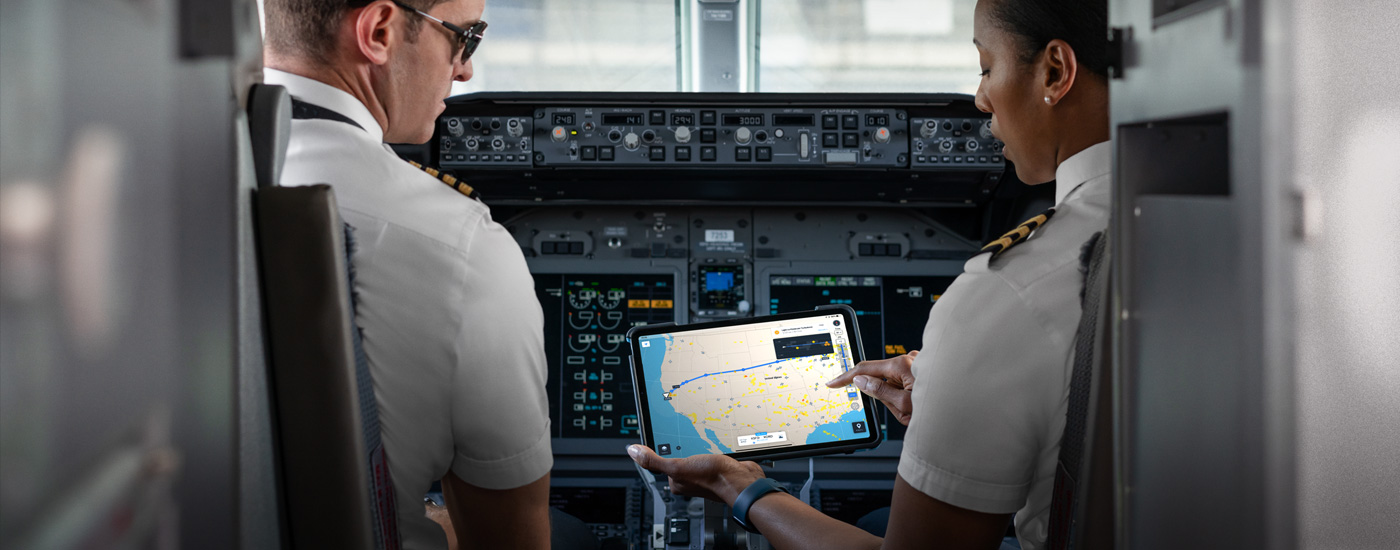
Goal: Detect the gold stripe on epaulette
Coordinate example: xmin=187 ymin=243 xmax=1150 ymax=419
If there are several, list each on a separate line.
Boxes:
xmin=982 ymin=236 xmax=1014 ymax=252
xmin=1001 ymin=225 xmax=1031 ymax=241
xmin=983 ymin=208 xmax=1057 ymax=259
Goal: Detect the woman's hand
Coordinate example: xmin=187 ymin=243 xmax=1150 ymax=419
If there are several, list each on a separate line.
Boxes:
xmin=825 ymin=351 xmax=919 ymax=426
xmin=627 ymin=445 xmax=767 ymax=506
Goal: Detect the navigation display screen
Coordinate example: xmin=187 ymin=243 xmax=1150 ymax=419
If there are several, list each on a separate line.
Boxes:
xmin=630 ymin=307 xmax=882 ymax=461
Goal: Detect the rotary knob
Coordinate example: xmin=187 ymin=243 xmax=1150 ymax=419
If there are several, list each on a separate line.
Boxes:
xmin=623 ymin=132 xmax=640 ymax=150
xmin=965 ymin=139 xmax=980 ymax=152
xmin=507 ymin=119 xmax=524 ymax=138
xmin=939 ymin=139 xmax=954 ymax=153
xmin=446 ymin=118 xmax=464 ymax=137
xmin=551 ymin=126 xmax=568 ymax=142
xmin=874 ymin=127 xmax=891 ymax=144
xmin=674 ymin=126 xmax=692 ymax=143
xmin=920 ymin=120 xmax=937 ymax=139
xmin=735 ymin=127 xmax=752 ymax=144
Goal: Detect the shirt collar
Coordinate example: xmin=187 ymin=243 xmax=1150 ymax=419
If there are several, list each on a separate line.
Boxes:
xmin=263 ymin=68 xmax=385 ymax=143
xmin=1054 ymin=140 xmax=1112 ymax=205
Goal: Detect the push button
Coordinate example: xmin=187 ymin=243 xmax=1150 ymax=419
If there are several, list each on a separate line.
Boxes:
xmin=650 ymin=110 xmax=665 ymax=125
xmin=700 ymin=146 xmax=717 ymax=161
xmin=675 ymin=146 xmax=692 ymax=161
xmin=649 ymin=146 xmax=666 ymax=161
xmin=701 ymin=128 xmax=717 ymax=143
xmin=756 ymin=147 xmax=772 ymax=161
xmin=823 ymin=133 xmax=839 ymax=147
xmin=599 ymin=146 xmax=615 ymax=161
xmin=842 ymin=114 xmax=859 ymax=129
xmin=842 ymin=133 xmax=860 ymax=148
xmin=735 ymin=147 xmax=751 ymax=161
xmin=701 ymin=111 xmax=717 ymax=125
xmin=581 ymin=146 xmax=597 ymax=160
xmin=822 ymin=114 xmax=838 ymax=130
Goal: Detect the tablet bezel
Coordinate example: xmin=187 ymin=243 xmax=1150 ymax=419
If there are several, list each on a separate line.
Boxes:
xmin=627 ymin=305 xmax=883 ymax=462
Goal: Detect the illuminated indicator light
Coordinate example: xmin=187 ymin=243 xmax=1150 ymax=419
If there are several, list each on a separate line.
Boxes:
xmin=628 ymin=299 xmax=650 ymax=308
xmin=650 ymin=300 xmax=673 ymax=308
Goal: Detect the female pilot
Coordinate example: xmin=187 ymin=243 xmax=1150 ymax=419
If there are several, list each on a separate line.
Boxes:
xmin=626 ymin=0 xmax=1111 ymax=548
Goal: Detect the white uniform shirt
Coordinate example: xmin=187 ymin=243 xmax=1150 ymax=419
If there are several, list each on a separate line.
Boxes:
xmin=264 ymin=69 xmax=553 ymax=550
xmin=898 ymin=141 xmax=1111 ymax=550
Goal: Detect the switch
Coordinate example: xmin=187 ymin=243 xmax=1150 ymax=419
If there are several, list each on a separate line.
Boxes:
xmin=799 ymin=131 xmax=811 ymax=159
xmin=667 ymin=518 xmax=690 ymax=545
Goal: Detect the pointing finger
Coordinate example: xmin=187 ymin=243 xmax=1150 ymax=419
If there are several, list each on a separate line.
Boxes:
xmin=628 ymin=444 xmax=672 ymax=475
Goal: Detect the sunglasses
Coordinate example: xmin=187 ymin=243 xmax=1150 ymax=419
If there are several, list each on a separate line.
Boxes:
xmin=388 ymin=0 xmax=487 ymax=64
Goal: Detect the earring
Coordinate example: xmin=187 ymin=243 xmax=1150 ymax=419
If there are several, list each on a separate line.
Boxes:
xmin=1044 ymin=96 xmax=1052 ymax=105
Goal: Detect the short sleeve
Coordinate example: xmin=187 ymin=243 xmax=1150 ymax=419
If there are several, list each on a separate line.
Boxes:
xmin=448 ymin=216 xmax=554 ymax=489
xmin=897 ymin=271 xmax=1061 ymax=514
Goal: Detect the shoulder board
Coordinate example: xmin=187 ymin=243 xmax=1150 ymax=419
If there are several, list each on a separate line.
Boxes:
xmin=980 ymin=207 xmax=1056 ymax=259
xmin=406 ymin=160 xmax=481 ymax=201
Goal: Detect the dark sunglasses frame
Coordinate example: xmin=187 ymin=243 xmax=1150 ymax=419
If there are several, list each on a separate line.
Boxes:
xmin=388 ymin=0 xmax=487 ymax=64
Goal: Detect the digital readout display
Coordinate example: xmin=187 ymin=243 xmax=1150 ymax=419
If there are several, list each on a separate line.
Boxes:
xmin=671 ymin=114 xmax=695 ymax=127
xmin=772 ymin=114 xmax=816 ymax=126
xmin=722 ymin=114 xmax=764 ymax=126
xmin=603 ymin=114 xmax=644 ymax=126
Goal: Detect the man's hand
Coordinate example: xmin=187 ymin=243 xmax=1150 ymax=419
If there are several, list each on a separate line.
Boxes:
xmin=627 ymin=445 xmax=766 ymax=505
xmin=826 ymin=351 xmax=919 ymax=426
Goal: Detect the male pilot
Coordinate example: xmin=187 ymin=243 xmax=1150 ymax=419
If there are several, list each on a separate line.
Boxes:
xmin=262 ymin=1 xmax=553 ymax=548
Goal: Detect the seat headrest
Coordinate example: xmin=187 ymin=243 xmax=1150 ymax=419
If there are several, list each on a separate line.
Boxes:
xmin=247 ymin=83 xmax=292 ymax=189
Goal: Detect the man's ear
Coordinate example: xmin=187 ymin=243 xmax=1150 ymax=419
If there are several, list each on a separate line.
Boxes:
xmin=353 ymin=0 xmax=398 ymax=66
xmin=1041 ymin=38 xmax=1080 ymax=106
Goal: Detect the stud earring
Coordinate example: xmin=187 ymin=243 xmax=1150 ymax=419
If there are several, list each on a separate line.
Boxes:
xmin=1044 ymin=96 xmax=1052 ymax=105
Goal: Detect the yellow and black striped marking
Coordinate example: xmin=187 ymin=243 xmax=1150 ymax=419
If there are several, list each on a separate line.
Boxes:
xmin=981 ymin=208 xmax=1057 ymax=258
xmin=407 ymin=160 xmax=481 ymax=201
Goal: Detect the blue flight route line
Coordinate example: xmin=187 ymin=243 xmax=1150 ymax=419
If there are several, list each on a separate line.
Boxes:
xmin=666 ymin=355 xmax=826 ymax=396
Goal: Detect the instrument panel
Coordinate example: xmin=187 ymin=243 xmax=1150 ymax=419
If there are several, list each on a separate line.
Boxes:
xmin=423 ymin=93 xmax=1010 ymax=203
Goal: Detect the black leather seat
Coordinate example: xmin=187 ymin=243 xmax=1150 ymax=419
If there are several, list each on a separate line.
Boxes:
xmin=249 ymin=83 xmax=394 ymax=549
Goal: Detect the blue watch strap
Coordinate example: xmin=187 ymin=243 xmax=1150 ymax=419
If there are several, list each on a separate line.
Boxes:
xmin=731 ymin=478 xmax=789 ymax=534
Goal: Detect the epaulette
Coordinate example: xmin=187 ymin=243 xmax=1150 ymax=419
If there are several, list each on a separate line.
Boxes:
xmin=406 ymin=160 xmax=482 ymax=201
xmin=980 ymin=207 xmax=1056 ymax=258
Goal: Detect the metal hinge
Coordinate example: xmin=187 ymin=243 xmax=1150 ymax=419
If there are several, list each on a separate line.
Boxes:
xmin=1107 ymin=27 xmax=1129 ymax=79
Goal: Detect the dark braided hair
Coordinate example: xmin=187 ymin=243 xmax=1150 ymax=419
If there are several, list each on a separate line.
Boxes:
xmin=987 ymin=0 xmax=1110 ymax=77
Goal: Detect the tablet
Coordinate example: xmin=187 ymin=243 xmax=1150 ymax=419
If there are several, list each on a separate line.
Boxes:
xmin=628 ymin=305 xmax=882 ymax=462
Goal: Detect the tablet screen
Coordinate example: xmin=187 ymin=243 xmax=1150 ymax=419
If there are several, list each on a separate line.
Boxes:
xmin=633 ymin=310 xmax=875 ymax=460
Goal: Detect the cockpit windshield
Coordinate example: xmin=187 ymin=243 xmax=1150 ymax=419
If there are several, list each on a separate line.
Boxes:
xmin=446 ymin=0 xmax=979 ymax=95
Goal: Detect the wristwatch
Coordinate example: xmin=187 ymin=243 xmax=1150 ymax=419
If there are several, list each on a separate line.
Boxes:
xmin=730 ymin=478 xmax=789 ymax=534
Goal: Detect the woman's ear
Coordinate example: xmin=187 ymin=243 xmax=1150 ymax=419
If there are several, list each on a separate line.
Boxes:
xmin=1041 ymin=38 xmax=1080 ymax=106
xmin=353 ymin=1 xmax=398 ymax=66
